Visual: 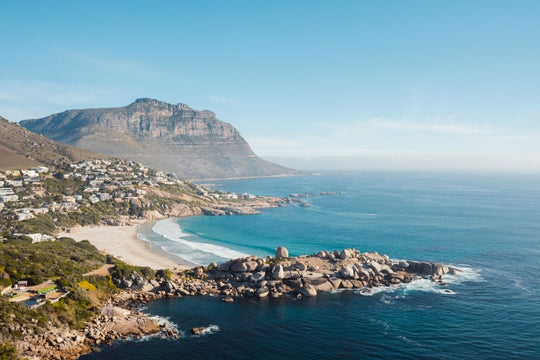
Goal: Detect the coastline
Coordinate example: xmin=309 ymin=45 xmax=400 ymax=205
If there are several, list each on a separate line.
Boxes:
xmin=59 ymin=221 xmax=190 ymax=270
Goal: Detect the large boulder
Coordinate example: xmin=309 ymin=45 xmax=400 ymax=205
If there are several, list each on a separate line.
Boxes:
xmin=340 ymin=248 xmax=355 ymax=260
xmin=420 ymin=262 xmax=433 ymax=275
xmin=250 ymin=272 xmax=266 ymax=282
xmin=307 ymin=279 xmax=334 ymax=292
xmin=340 ymin=265 xmax=355 ymax=279
xmin=369 ymin=261 xmax=383 ymax=276
xmin=271 ymin=264 xmax=284 ymax=280
xmin=256 ymin=287 xmax=269 ymax=298
xmin=299 ymin=284 xmax=317 ymax=297
xmin=275 ymin=247 xmax=289 ymax=259
xmin=230 ymin=260 xmax=259 ymax=273
xmin=432 ymin=263 xmax=449 ymax=276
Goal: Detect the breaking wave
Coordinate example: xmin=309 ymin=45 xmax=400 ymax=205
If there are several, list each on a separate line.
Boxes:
xmin=151 ymin=218 xmax=249 ymax=265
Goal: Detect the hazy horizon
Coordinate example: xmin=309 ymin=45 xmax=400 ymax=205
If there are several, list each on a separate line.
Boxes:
xmin=2 ymin=1 xmax=539 ymax=172
xmin=262 ymin=155 xmax=540 ymax=174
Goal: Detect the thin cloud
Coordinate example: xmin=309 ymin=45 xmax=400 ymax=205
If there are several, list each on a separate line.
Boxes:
xmin=54 ymin=48 xmax=160 ymax=78
xmin=0 ymin=80 xmax=109 ymax=120
xmin=210 ymin=96 xmax=232 ymax=104
xmin=370 ymin=118 xmax=495 ymax=134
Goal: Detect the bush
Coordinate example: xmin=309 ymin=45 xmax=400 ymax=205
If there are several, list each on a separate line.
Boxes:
xmin=0 ymin=341 xmax=21 ymax=360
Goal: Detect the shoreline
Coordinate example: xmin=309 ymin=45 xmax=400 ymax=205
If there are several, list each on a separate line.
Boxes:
xmin=14 ymin=246 xmax=461 ymax=359
xmin=59 ymin=220 xmax=191 ymax=270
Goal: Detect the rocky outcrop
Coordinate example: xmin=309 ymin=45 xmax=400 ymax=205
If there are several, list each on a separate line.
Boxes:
xmin=20 ymin=98 xmax=301 ymax=179
xmin=16 ymin=248 xmax=458 ymax=359
xmin=128 ymin=185 xmax=289 ymax=220
xmin=110 ymin=248 xmax=458 ymax=303
xmin=15 ymin=304 xmax=178 ymax=360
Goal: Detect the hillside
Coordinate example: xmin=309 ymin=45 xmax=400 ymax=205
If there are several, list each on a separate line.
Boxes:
xmin=0 ymin=116 xmax=101 ymax=170
xmin=20 ymin=99 xmax=300 ymax=179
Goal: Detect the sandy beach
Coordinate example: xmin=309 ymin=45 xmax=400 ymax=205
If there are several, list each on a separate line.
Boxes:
xmin=59 ymin=221 xmax=190 ymax=270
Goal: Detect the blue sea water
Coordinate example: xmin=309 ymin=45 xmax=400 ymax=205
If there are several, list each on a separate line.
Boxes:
xmin=81 ymin=172 xmax=540 ymax=359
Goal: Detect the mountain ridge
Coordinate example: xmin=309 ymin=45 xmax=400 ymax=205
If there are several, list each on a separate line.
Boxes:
xmin=0 ymin=115 xmax=103 ymax=170
xmin=21 ymin=99 xmax=300 ymax=179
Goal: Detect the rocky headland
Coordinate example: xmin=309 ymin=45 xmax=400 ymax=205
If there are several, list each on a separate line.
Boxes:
xmin=15 ymin=304 xmax=178 ymax=360
xmin=114 ymin=246 xmax=459 ymax=301
xmin=14 ymin=246 xmax=459 ymax=359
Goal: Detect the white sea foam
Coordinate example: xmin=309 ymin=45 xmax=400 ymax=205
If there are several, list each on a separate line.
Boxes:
xmin=444 ymin=265 xmax=485 ymax=285
xmin=126 ymin=315 xmax=184 ymax=342
xmin=357 ymin=278 xmax=456 ymax=297
xmin=149 ymin=315 xmax=178 ymax=331
xmin=137 ymin=233 xmax=150 ymax=242
xmin=151 ymin=218 xmax=249 ymax=264
xmin=192 ymin=324 xmax=220 ymax=336
xmin=356 ymin=265 xmax=483 ymax=298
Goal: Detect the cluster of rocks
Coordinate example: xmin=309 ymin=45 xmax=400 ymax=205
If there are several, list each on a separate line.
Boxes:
xmin=16 ymin=327 xmax=90 ymax=360
xmin=15 ymin=303 xmax=178 ymax=360
xmin=14 ymin=246 xmax=459 ymax=359
xmin=113 ymin=246 xmax=459 ymax=302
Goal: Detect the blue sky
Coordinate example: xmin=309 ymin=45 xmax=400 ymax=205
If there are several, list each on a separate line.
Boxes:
xmin=1 ymin=1 xmax=540 ymax=171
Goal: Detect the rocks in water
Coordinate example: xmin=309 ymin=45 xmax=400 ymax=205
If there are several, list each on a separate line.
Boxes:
xmin=15 ymin=247 xmax=460 ymax=360
xmin=256 ymin=287 xmax=269 ymax=298
xmin=275 ymin=246 xmax=289 ymax=259
xmin=406 ymin=261 xmax=452 ymax=278
xmin=299 ymin=284 xmax=317 ymax=297
xmin=191 ymin=327 xmax=207 ymax=335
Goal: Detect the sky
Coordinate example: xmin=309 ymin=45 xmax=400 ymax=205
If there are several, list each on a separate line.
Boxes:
xmin=1 ymin=0 xmax=540 ymax=171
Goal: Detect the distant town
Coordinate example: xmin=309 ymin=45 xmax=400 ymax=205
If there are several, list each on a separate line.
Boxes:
xmin=0 ymin=159 xmax=252 ymax=244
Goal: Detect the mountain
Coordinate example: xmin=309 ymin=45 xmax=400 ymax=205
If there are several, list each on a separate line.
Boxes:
xmin=0 ymin=116 xmax=101 ymax=170
xmin=20 ymin=98 xmax=300 ymax=179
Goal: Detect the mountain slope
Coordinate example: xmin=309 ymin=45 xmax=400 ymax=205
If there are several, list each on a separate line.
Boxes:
xmin=20 ymin=98 xmax=299 ymax=179
xmin=0 ymin=116 xmax=101 ymax=170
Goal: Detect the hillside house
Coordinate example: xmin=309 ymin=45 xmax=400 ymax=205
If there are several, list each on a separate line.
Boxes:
xmin=5 ymin=180 xmax=23 ymax=187
xmin=0 ymin=194 xmax=19 ymax=202
xmin=34 ymin=166 xmax=49 ymax=173
xmin=88 ymin=195 xmax=100 ymax=204
xmin=32 ymin=207 xmax=49 ymax=215
xmin=0 ymin=187 xmax=15 ymax=196
xmin=15 ymin=209 xmax=35 ymax=220
xmin=15 ymin=281 xmax=28 ymax=290
xmin=97 ymin=192 xmax=112 ymax=201
xmin=22 ymin=170 xmax=39 ymax=178
xmin=27 ymin=233 xmax=53 ymax=243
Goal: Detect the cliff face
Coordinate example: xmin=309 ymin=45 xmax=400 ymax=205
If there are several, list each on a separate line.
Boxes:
xmin=21 ymin=98 xmax=299 ymax=179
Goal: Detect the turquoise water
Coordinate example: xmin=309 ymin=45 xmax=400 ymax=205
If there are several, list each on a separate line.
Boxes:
xmin=82 ymin=172 xmax=540 ymax=359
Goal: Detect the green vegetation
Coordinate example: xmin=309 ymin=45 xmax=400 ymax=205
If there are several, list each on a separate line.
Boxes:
xmin=0 ymin=238 xmax=108 ymax=339
xmin=0 ymin=238 xmax=106 ymax=286
xmin=14 ymin=201 xmax=132 ymax=236
xmin=0 ymin=297 xmax=47 ymax=339
xmin=0 ymin=237 xmax=164 ymax=349
xmin=0 ymin=341 xmax=24 ymax=360
xmin=108 ymin=259 xmax=154 ymax=280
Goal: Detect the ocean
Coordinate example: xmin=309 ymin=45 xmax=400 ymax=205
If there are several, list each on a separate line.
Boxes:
xmin=81 ymin=172 xmax=540 ymax=359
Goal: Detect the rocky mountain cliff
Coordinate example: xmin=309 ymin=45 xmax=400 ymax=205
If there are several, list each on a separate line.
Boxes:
xmin=0 ymin=116 xmax=101 ymax=170
xmin=21 ymin=98 xmax=299 ymax=179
